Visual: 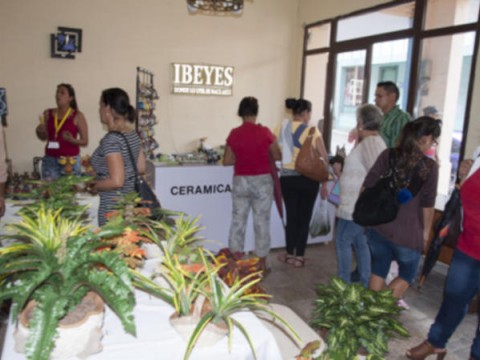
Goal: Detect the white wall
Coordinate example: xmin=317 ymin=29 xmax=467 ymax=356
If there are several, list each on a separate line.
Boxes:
xmin=0 ymin=0 xmax=301 ymax=172
xmin=298 ymin=0 xmax=391 ymax=25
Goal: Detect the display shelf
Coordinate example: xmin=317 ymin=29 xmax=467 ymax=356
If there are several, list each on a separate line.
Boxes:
xmin=136 ymin=67 xmax=159 ymax=158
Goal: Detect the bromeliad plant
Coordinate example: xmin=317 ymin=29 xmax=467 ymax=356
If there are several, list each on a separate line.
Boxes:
xmin=133 ymin=246 xmax=301 ymax=360
xmin=0 ymin=205 xmax=136 ymax=360
xmin=17 ymin=175 xmax=93 ymax=220
xmin=185 ymin=250 xmax=301 ymax=360
xmin=161 ymin=215 xmax=205 ymax=263
xmin=310 ymin=277 xmax=409 ymax=360
xmin=98 ymin=216 xmax=150 ymax=269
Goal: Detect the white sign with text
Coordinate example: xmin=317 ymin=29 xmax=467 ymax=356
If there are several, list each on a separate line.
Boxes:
xmin=146 ymin=163 xmax=334 ymax=253
xmin=171 ymin=63 xmax=234 ymax=96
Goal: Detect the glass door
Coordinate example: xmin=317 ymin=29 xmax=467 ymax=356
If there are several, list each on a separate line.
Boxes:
xmin=330 ymin=50 xmax=366 ymax=155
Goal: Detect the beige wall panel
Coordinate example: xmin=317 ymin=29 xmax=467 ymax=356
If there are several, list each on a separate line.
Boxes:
xmin=0 ymin=0 xmax=300 ymax=172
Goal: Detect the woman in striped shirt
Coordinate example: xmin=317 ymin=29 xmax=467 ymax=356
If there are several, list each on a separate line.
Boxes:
xmin=89 ymin=88 xmax=146 ymax=226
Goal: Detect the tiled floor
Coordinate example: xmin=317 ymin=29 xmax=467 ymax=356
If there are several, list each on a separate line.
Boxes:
xmin=263 ymin=242 xmax=477 ymax=360
xmin=0 ymin=241 xmax=476 ymax=359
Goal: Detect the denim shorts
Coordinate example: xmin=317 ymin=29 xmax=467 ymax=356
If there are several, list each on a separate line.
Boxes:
xmin=41 ymin=155 xmax=82 ymax=180
xmin=367 ymin=229 xmax=421 ymax=284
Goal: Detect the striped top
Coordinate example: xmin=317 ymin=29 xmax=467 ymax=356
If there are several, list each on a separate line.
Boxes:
xmin=380 ymin=105 xmax=411 ymax=148
xmin=91 ymin=131 xmax=142 ymax=226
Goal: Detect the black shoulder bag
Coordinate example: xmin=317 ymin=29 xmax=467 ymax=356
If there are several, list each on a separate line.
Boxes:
xmin=118 ymin=132 xmax=162 ymax=215
xmin=353 ymin=150 xmax=425 ymax=226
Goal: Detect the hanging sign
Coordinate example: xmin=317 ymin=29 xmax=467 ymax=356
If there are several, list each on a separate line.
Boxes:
xmin=171 ymin=63 xmax=234 ymax=96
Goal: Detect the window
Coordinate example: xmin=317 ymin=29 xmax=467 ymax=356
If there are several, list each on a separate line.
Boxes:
xmin=424 ymin=0 xmax=480 ymax=30
xmin=306 ymin=23 xmax=331 ymax=51
xmin=302 ymin=0 xmax=479 ymax=203
xmin=415 ymin=32 xmax=475 ymax=195
xmin=337 ymin=2 xmax=414 ymax=41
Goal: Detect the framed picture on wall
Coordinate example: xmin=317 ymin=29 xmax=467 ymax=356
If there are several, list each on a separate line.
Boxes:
xmin=50 ymin=27 xmax=82 ymax=59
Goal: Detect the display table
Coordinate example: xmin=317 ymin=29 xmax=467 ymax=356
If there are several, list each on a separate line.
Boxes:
xmin=146 ymin=162 xmax=335 ymax=253
xmin=2 ymin=286 xmax=282 ymax=360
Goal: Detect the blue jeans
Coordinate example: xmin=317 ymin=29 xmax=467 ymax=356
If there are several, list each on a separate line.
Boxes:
xmin=428 ymin=249 xmax=480 ymax=359
xmin=335 ymin=218 xmax=371 ymax=287
xmin=41 ymin=155 xmax=82 ymax=180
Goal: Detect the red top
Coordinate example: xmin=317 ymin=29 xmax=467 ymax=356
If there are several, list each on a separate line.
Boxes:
xmin=457 ymin=168 xmax=480 ymax=260
xmin=45 ymin=108 xmax=80 ymax=157
xmin=226 ymin=122 xmax=275 ymax=176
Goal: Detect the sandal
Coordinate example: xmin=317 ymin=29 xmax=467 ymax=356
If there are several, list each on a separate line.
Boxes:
xmin=277 ymin=253 xmax=295 ymax=265
xmin=406 ymin=340 xmax=446 ymax=360
xmin=292 ymin=256 xmax=305 ymax=268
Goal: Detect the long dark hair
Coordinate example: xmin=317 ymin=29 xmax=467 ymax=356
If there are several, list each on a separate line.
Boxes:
xmin=57 ymin=83 xmax=78 ymax=110
xmin=101 ymin=88 xmax=136 ymax=124
xmin=395 ymin=116 xmax=441 ymax=179
xmin=285 ymin=98 xmax=312 ymax=115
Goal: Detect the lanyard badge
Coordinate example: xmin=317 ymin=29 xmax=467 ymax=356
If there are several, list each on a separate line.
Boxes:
xmin=54 ymin=107 xmax=72 ymax=140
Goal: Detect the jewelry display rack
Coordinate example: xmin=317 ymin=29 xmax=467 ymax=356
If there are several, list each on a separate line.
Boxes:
xmin=136 ymin=67 xmax=159 ymax=158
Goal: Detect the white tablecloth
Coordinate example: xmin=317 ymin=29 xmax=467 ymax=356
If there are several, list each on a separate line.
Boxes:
xmin=2 ymin=289 xmax=282 ymax=360
xmin=1 ymin=209 xmax=283 ymax=360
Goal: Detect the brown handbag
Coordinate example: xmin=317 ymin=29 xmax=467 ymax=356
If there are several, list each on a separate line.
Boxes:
xmin=295 ymin=127 xmax=329 ymax=182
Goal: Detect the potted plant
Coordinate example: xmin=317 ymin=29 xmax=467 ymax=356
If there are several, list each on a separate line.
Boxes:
xmin=0 ymin=205 xmax=136 ymax=360
xmin=97 ymin=215 xmax=151 ymax=269
xmin=133 ymin=246 xmax=301 ymax=360
xmin=215 ymin=248 xmax=267 ymax=297
xmin=17 ymin=174 xmax=93 ymax=220
xmin=310 ymin=276 xmax=409 ymax=360
xmin=154 ymin=214 xmax=206 ymax=264
xmin=104 ymin=191 xmax=181 ymax=260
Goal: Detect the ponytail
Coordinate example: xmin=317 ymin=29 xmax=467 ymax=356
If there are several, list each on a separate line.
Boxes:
xmin=285 ymin=98 xmax=312 ymax=115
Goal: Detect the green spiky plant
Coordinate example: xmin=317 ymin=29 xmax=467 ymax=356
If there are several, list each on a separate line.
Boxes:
xmin=133 ymin=246 xmax=302 ymax=360
xmin=17 ymin=175 xmax=93 ymax=220
xmin=310 ymin=277 xmax=409 ymax=360
xmin=184 ymin=250 xmax=301 ymax=360
xmin=142 ymin=214 xmax=206 ymax=265
xmin=0 ymin=205 xmax=136 ymax=360
xmin=106 ymin=191 xmax=180 ymax=226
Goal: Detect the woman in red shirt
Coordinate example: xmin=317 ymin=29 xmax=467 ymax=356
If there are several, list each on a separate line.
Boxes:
xmin=223 ymin=97 xmax=281 ymax=274
xmin=35 ymin=83 xmax=88 ymax=179
xmin=407 ymin=154 xmax=480 ymax=359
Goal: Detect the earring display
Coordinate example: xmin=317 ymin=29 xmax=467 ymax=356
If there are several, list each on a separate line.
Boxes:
xmin=136 ymin=67 xmax=159 ymax=158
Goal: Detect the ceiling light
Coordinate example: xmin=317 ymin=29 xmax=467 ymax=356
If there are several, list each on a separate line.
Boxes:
xmin=187 ymin=0 xmax=244 ymax=14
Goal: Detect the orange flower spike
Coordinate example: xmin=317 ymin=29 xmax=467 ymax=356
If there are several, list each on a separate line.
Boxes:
xmin=96 ymin=246 xmax=112 ymax=253
xmin=105 ymin=210 xmax=120 ymax=219
xmin=181 ymin=263 xmax=205 ymax=273
xmin=135 ymin=207 xmax=151 ymax=216
xmin=125 ymin=247 xmax=146 ymax=259
xmin=123 ymin=228 xmax=143 ymax=244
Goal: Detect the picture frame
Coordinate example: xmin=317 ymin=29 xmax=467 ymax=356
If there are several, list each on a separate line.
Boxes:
xmin=50 ymin=27 xmax=82 ymax=59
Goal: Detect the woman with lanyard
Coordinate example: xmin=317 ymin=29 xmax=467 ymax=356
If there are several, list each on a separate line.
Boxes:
xmin=36 ymin=83 xmax=88 ymax=180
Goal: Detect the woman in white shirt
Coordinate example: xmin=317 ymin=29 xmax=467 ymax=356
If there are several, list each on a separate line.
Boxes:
xmin=335 ymin=104 xmax=386 ymax=287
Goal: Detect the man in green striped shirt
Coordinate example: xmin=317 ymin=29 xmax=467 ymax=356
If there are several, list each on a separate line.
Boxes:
xmin=375 ymin=81 xmax=411 ymax=148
